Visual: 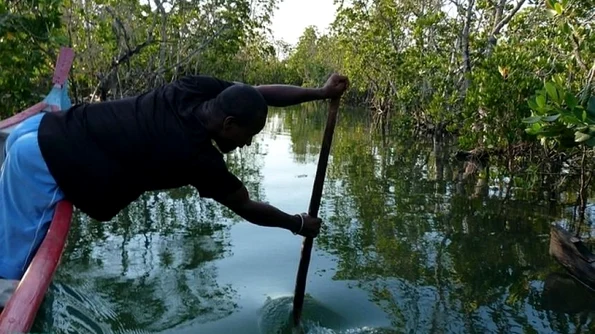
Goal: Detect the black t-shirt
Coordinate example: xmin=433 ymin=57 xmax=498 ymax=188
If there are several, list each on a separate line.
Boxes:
xmin=37 ymin=75 xmax=244 ymax=221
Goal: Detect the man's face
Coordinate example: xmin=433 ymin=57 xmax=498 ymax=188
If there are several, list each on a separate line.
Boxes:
xmin=213 ymin=116 xmax=264 ymax=153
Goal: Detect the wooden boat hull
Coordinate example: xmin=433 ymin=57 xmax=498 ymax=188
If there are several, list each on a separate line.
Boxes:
xmin=549 ymin=224 xmax=595 ymax=291
xmin=0 ymin=47 xmax=75 ymax=333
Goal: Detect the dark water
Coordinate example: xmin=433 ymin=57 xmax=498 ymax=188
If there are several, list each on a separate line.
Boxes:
xmin=32 ymin=105 xmax=595 ymax=333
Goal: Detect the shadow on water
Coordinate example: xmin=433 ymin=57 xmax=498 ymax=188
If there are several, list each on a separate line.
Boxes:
xmin=31 ymin=105 xmax=595 ymax=333
xmin=541 ymin=272 xmax=595 ymax=314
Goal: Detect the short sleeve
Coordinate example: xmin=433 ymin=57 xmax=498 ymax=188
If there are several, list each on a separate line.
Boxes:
xmin=173 ymin=75 xmax=236 ymax=101
xmin=191 ymin=150 xmax=244 ymax=201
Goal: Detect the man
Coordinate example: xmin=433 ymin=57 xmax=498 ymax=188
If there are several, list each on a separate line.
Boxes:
xmin=0 ymin=73 xmax=349 ymax=281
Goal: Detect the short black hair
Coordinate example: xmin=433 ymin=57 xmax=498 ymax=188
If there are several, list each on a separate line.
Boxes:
xmin=214 ymin=84 xmax=268 ymax=126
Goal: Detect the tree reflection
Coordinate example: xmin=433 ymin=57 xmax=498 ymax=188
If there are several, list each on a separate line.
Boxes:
xmin=34 ymin=139 xmax=266 ymax=333
xmin=30 ymin=106 xmax=595 ymax=333
xmin=275 ymin=106 xmax=595 ymax=333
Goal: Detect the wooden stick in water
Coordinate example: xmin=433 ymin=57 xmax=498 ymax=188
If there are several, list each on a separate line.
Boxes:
xmin=292 ymin=97 xmax=341 ymax=327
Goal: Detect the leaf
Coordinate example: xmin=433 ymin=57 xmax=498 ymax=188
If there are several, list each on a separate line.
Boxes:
xmin=571 ymin=108 xmax=585 ymax=122
xmin=588 ymin=96 xmax=595 ymax=116
xmin=522 ymin=116 xmax=542 ymax=124
xmin=542 ymin=130 xmax=563 ymax=138
xmin=527 ymin=99 xmax=539 ymax=111
xmin=586 ymin=137 xmax=595 ymax=147
xmin=545 ymin=82 xmax=559 ymax=103
xmin=554 ymin=3 xmax=563 ymax=14
xmin=536 ymin=95 xmax=546 ymax=108
xmin=575 ymin=131 xmax=591 ymax=142
xmin=543 ymin=114 xmax=561 ymax=122
xmin=540 ymin=130 xmax=560 ymax=138
xmin=526 ymin=122 xmax=543 ymax=135
xmin=565 ymin=92 xmax=578 ymax=110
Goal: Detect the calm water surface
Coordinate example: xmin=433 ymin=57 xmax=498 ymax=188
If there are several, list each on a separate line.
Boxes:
xmin=32 ymin=106 xmax=595 ymax=333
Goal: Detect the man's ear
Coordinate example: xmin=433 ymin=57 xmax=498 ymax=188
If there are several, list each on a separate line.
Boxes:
xmin=222 ymin=116 xmax=237 ymax=131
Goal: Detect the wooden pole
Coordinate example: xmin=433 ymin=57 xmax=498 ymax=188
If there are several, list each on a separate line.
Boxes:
xmin=292 ymin=97 xmax=341 ymax=327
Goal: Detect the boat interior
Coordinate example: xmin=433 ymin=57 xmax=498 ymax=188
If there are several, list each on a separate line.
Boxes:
xmin=0 ymin=128 xmax=15 ymax=310
xmin=0 ymin=129 xmax=8 ymax=166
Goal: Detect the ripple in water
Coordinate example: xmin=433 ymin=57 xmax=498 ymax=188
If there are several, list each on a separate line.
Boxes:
xmin=33 ymin=282 xmax=151 ymax=334
xmin=257 ymin=295 xmax=396 ymax=334
xmin=302 ymin=324 xmax=398 ymax=334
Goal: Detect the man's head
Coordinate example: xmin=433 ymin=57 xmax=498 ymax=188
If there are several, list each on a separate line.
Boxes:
xmin=205 ymin=84 xmax=268 ymax=153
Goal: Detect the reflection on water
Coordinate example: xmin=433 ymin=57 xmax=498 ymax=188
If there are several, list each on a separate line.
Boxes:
xmin=33 ymin=193 xmax=241 ymax=333
xmin=32 ymin=105 xmax=595 ymax=333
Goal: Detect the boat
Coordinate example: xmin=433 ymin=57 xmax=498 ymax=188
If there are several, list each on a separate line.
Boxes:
xmin=0 ymin=47 xmax=76 ymax=333
xmin=549 ymin=223 xmax=595 ymax=292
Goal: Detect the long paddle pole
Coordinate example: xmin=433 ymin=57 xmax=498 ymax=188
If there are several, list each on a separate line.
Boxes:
xmin=292 ymin=97 xmax=341 ymax=327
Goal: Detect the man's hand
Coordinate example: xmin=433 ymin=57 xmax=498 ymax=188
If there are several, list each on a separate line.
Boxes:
xmin=321 ymin=73 xmax=350 ymax=99
xmin=294 ymin=213 xmax=322 ymax=238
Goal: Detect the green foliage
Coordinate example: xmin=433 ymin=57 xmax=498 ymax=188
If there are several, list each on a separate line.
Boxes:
xmin=0 ymin=0 xmax=67 ymax=114
xmin=523 ymin=78 xmax=595 ymax=149
xmin=2 ymin=0 xmax=594 ymax=169
xmin=457 ymin=45 xmax=544 ymax=150
xmin=282 ymin=0 xmax=594 ymax=158
xmin=283 ymin=26 xmax=338 ymax=88
xmin=0 ymin=0 xmax=288 ymax=118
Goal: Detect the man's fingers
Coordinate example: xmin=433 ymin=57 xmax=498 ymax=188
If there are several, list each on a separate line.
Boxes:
xmin=330 ymin=73 xmax=348 ymax=82
xmin=336 ymin=76 xmax=348 ymax=84
xmin=298 ymin=215 xmax=322 ymax=238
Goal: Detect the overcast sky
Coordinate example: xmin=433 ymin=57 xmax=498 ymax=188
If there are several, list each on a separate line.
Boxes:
xmin=269 ymin=0 xmax=338 ymax=46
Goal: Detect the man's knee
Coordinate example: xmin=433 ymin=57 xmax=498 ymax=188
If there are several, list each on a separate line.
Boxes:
xmin=5 ymin=130 xmax=19 ymax=153
xmin=5 ymin=113 xmax=44 ymax=152
xmin=5 ymin=125 xmax=29 ymax=153
xmin=7 ymin=133 xmax=38 ymax=167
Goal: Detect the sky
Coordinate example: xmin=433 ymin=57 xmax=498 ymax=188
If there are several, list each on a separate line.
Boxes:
xmin=269 ymin=0 xmax=339 ymax=46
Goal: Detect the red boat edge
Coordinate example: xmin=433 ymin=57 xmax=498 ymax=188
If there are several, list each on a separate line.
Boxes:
xmin=0 ymin=201 xmax=74 ymax=333
xmin=0 ymin=102 xmax=48 ymax=131
xmin=0 ymin=47 xmax=75 ymax=333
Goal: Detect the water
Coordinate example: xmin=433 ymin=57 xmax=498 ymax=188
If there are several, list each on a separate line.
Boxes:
xmin=31 ymin=105 xmax=595 ymax=333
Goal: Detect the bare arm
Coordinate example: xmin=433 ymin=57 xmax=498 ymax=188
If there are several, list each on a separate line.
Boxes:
xmin=255 ymin=85 xmax=325 ymax=107
xmin=254 ymin=73 xmax=350 ymax=108
xmin=215 ymin=185 xmax=321 ymax=237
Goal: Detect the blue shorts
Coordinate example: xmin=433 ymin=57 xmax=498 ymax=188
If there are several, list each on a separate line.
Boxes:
xmin=0 ymin=86 xmax=70 ymax=280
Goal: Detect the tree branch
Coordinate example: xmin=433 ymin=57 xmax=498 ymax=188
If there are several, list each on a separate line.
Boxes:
xmin=486 ymin=0 xmax=526 ymax=54
xmin=105 ymin=6 xmax=132 ymax=52
xmin=571 ymin=33 xmax=588 ymax=72
xmin=461 ymin=0 xmax=475 ymax=93
xmin=155 ymin=25 xmax=228 ymax=76
xmin=491 ymin=0 xmax=526 ymax=37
